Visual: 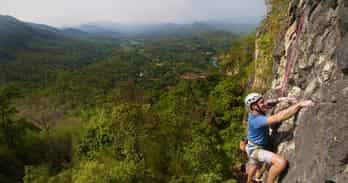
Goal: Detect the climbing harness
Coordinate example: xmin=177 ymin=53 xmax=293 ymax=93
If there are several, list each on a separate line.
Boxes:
xmin=279 ymin=8 xmax=310 ymax=97
xmin=246 ymin=141 xmax=265 ymax=159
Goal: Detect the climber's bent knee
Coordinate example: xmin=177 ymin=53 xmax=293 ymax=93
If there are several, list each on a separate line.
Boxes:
xmin=271 ymin=154 xmax=287 ymax=170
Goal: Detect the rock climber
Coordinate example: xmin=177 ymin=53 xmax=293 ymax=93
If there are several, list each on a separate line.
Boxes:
xmin=243 ymin=93 xmax=315 ymax=183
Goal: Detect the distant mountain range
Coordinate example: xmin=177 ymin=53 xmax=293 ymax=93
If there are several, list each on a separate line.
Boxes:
xmin=0 ymin=15 xmax=120 ymax=45
xmin=0 ymin=15 xmax=56 ymax=47
xmin=0 ymin=15 xmax=120 ymax=86
xmin=0 ymin=14 xmax=259 ymax=46
xmin=0 ymin=14 xmax=260 ymax=55
xmin=0 ymin=15 xmax=120 ymax=62
xmin=74 ymin=20 xmax=259 ymax=36
xmin=0 ymin=15 xmax=122 ymax=58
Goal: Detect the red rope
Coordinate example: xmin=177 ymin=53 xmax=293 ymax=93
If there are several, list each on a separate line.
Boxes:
xmin=279 ymin=8 xmax=310 ymax=97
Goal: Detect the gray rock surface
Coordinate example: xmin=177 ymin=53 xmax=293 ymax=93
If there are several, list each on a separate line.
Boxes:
xmin=266 ymin=0 xmax=348 ymax=182
xmin=337 ymin=35 xmax=348 ymax=74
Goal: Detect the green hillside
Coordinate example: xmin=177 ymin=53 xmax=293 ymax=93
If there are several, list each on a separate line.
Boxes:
xmin=0 ymin=15 xmax=256 ymax=183
xmin=0 ymin=15 xmax=117 ymax=87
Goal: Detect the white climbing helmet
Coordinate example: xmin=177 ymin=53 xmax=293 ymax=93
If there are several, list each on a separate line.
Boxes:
xmin=245 ymin=93 xmax=262 ymax=109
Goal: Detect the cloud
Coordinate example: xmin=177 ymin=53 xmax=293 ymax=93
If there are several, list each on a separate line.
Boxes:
xmin=0 ymin=0 xmax=266 ymax=26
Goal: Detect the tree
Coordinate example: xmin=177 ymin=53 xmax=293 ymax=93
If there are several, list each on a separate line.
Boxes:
xmin=0 ymin=86 xmax=21 ymax=148
xmin=18 ymin=90 xmax=65 ymax=132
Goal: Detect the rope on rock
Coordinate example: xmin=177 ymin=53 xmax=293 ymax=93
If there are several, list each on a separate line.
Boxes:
xmin=279 ymin=8 xmax=310 ymax=97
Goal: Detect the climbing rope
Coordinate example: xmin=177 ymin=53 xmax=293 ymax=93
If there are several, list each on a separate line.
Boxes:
xmin=279 ymin=8 xmax=310 ymax=97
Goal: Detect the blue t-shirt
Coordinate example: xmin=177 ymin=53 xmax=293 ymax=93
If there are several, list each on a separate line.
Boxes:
xmin=247 ymin=113 xmax=269 ymax=146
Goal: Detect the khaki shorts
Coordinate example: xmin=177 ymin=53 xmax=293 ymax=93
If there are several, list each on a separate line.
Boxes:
xmin=246 ymin=144 xmax=274 ymax=166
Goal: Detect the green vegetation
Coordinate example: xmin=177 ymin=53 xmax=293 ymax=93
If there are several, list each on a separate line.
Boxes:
xmin=0 ymin=37 xmax=117 ymax=87
xmin=0 ymin=28 xmax=257 ymax=183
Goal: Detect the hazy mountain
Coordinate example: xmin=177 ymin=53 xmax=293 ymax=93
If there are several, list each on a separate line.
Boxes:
xmin=0 ymin=14 xmax=258 ymax=49
xmin=0 ymin=15 xmax=119 ymax=47
xmin=74 ymin=19 xmax=258 ymax=37
xmin=0 ymin=15 xmax=63 ymax=59
xmin=27 ymin=22 xmax=62 ymax=33
xmin=0 ymin=15 xmax=58 ymax=46
xmin=0 ymin=15 xmax=122 ymax=60
xmin=77 ymin=24 xmax=122 ymax=38
xmin=0 ymin=15 xmax=118 ymax=86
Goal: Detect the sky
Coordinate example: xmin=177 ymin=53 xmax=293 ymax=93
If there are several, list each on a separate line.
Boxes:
xmin=0 ymin=0 xmax=266 ymax=27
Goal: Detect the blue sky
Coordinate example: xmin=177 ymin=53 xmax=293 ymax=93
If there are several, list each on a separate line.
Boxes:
xmin=0 ymin=0 xmax=266 ymax=27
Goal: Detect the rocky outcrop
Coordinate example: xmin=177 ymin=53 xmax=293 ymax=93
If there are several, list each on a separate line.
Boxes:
xmin=263 ymin=0 xmax=348 ymax=182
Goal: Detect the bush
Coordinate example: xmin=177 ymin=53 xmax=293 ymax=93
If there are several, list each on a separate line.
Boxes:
xmin=72 ymin=160 xmax=141 ymax=183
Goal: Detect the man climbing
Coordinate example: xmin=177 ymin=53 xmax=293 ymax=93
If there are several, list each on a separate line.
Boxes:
xmin=244 ymin=93 xmax=315 ymax=183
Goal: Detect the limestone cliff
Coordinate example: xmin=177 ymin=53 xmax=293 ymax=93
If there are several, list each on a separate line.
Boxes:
xmin=256 ymin=0 xmax=348 ymax=182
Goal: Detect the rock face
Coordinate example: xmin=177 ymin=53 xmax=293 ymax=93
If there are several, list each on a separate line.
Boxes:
xmin=266 ymin=0 xmax=348 ymax=182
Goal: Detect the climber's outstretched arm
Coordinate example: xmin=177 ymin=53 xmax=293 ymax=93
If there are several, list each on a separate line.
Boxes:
xmin=265 ymin=96 xmax=297 ymax=108
xmin=265 ymin=100 xmax=314 ymax=125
